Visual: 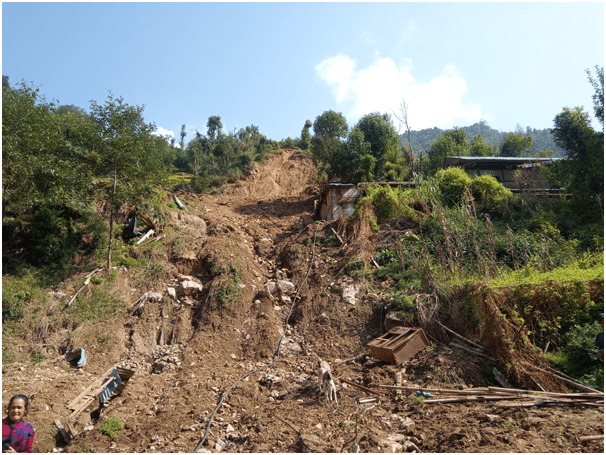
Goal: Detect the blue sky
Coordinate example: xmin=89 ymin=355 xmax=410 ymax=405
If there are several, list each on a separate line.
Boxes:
xmin=2 ymin=2 xmax=604 ymax=144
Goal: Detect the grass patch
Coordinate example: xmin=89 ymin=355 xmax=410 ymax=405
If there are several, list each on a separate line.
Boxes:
xmin=98 ymin=417 xmax=123 ymax=439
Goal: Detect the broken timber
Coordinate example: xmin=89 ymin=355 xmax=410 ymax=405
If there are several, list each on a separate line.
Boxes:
xmin=66 ymin=267 xmax=104 ymax=307
xmin=66 ymin=365 xmax=135 ymax=429
xmin=367 ymin=327 xmax=429 ymax=364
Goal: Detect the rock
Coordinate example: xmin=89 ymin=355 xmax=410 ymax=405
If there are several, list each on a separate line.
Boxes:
xmin=342 ymin=283 xmax=360 ymax=305
xmin=387 ymin=434 xmax=407 ymax=443
xmin=399 ymin=417 xmax=415 ymax=430
xmin=147 ymin=292 xmax=163 ymax=303
xmin=297 ymin=433 xmax=323 ymax=452
xmin=179 ymin=280 xmax=203 ymax=297
xmin=266 ymin=280 xmax=296 ymax=296
xmin=215 ymin=436 xmax=226 ymax=451
xmin=382 ymin=442 xmax=403 ymax=452
xmin=225 ymin=424 xmax=235 ymax=433
xmin=165 ymin=287 xmax=178 ymax=300
xmin=404 ymin=441 xmax=419 ymax=452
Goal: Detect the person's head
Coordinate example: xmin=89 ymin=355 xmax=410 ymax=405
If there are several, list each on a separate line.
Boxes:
xmin=6 ymin=394 xmax=29 ymax=422
xmin=599 ymin=313 xmax=604 ymax=329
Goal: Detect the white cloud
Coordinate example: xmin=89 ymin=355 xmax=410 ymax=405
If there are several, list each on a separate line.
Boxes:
xmin=155 ymin=126 xmax=175 ymax=139
xmin=315 ymin=55 xmax=484 ymax=130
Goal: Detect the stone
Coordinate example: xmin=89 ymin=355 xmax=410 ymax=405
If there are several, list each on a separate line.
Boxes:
xmin=342 ymin=283 xmax=360 ymax=305
xmin=147 ymin=292 xmax=163 ymax=303
xmin=179 ymin=280 xmax=203 ymax=297
xmin=399 ymin=417 xmax=415 ymax=430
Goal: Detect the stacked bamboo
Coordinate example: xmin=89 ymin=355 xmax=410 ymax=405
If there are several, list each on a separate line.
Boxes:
xmin=375 ymin=384 xmax=604 ymax=409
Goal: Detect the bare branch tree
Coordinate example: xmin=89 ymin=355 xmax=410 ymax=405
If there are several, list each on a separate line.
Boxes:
xmin=392 ymin=99 xmax=418 ymax=178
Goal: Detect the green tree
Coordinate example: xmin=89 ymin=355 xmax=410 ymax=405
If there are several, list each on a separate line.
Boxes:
xmin=500 ymin=129 xmax=533 ymax=157
xmin=299 ymin=119 xmax=312 ymax=150
xmin=311 ymin=110 xmax=348 ymax=182
xmin=353 ymin=112 xmax=401 ymax=181
xmin=586 ymin=65 xmax=604 ymax=128
xmin=206 ymin=115 xmax=223 ymax=143
xmin=332 ymin=127 xmax=373 ymax=183
xmin=89 ymin=94 xmax=167 ymax=272
xmin=553 ymin=106 xmax=604 ymax=222
xmin=425 ymin=128 xmax=469 ymax=175
xmin=180 ymin=124 xmax=187 ymax=150
xmin=469 ymin=134 xmax=498 ymax=157
xmin=2 ymin=80 xmax=93 ymax=215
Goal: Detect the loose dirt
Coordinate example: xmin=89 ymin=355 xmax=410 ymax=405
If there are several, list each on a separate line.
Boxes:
xmin=2 ymin=149 xmax=603 ymax=453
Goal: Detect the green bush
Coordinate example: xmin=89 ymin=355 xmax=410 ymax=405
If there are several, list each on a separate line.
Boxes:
xmin=470 ymin=174 xmax=512 ymax=206
xmin=546 ymin=322 xmax=604 ymax=391
xmin=99 ymin=417 xmax=123 ymax=439
xmin=435 ymin=167 xmax=472 ymax=205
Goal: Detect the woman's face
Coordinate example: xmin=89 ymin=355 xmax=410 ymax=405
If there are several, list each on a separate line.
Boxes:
xmin=8 ymin=399 xmax=26 ymax=422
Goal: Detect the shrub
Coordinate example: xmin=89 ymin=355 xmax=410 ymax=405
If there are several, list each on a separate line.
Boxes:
xmin=435 ymin=167 xmax=472 ymax=205
xmin=470 ymin=175 xmax=512 ymax=206
xmin=99 ymin=417 xmax=123 ymax=439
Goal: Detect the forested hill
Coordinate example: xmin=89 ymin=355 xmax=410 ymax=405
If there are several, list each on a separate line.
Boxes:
xmin=403 ymin=121 xmax=566 ymax=156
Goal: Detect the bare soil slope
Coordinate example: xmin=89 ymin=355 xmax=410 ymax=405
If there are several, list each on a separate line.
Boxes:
xmin=2 ymin=149 xmax=603 ymax=453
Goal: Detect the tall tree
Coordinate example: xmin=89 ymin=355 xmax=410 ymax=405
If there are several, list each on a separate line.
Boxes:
xmin=299 ymin=119 xmax=312 ymax=150
xmin=354 ymin=112 xmax=401 ymax=180
xmin=553 ymin=106 xmax=603 ymax=221
xmin=89 ymin=94 xmax=167 ymax=272
xmin=311 ymin=110 xmax=348 ymax=181
xmin=180 ymin=124 xmax=187 ymax=150
xmin=469 ymin=134 xmax=498 ymax=156
xmin=500 ymin=129 xmax=533 ymax=157
xmin=2 ymin=80 xmax=93 ymax=215
xmin=206 ymin=115 xmax=223 ymax=143
xmin=586 ymin=65 xmax=604 ymax=129
xmin=425 ymin=128 xmax=469 ymax=175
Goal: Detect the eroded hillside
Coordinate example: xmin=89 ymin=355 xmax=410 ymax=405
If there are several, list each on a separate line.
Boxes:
xmin=2 ymin=149 xmax=603 ymax=453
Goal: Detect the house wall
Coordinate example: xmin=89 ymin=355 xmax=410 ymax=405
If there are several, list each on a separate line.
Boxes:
xmin=319 ymin=185 xmax=360 ymax=220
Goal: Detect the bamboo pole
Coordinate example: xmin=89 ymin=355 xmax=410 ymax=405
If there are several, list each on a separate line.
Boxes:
xmin=579 ymin=435 xmax=604 ymax=442
xmin=339 ymin=378 xmax=385 ymax=396
xmin=435 ymin=320 xmax=486 ymax=351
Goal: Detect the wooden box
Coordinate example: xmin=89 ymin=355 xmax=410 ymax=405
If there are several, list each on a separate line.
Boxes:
xmin=368 ymin=327 xmax=429 ymax=364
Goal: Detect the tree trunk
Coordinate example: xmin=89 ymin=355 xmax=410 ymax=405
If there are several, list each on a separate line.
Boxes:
xmin=106 ymin=164 xmax=117 ymax=273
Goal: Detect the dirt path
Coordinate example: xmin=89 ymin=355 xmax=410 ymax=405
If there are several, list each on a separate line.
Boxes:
xmin=2 ymin=149 xmax=603 ymax=453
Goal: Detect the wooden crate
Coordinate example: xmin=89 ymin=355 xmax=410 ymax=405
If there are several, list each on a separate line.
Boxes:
xmin=368 ymin=327 xmax=429 ymax=364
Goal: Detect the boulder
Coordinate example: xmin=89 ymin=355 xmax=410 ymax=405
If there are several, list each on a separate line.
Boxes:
xmin=179 ymin=280 xmax=203 ymax=297
xmin=342 ymin=283 xmax=360 ymax=305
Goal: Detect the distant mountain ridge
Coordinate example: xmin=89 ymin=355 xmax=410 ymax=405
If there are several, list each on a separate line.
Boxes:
xmin=401 ymin=121 xmax=566 ymax=156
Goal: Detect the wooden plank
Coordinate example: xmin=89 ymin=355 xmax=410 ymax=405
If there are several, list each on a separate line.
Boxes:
xmin=67 ymin=366 xmax=117 ymax=410
xmin=54 ymin=419 xmax=71 ymax=443
xmin=65 ymin=419 xmax=78 ymax=439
